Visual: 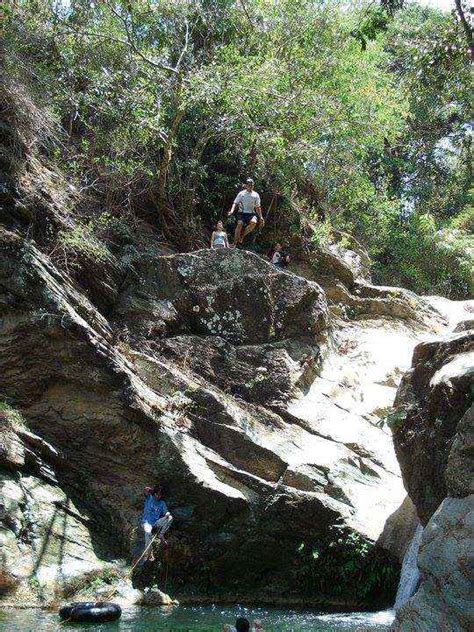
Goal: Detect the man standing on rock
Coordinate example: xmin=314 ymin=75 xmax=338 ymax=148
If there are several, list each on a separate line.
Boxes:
xmin=228 ymin=178 xmax=264 ymax=246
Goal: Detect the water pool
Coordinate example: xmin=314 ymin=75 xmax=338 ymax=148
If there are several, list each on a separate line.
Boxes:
xmin=0 ymin=605 xmax=395 ymax=631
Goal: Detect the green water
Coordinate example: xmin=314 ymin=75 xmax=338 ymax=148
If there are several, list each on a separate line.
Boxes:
xmin=0 ymin=606 xmax=394 ymax=631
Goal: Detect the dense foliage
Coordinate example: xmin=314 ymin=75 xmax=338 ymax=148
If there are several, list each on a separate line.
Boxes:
xmin=2 ymin=0 xmax=472 ymax=297
xmin=293 ymin=527 xmax=399 ymax=606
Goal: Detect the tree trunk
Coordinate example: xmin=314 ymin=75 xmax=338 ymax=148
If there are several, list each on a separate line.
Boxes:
xmin=454 ymin=0 xmax=474 ymax=62
xmin=157 ymin=105 xmax=185 ymax=224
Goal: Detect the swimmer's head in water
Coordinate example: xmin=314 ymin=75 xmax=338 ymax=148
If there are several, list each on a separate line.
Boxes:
xmin=236 ymin=617 xmax=250 ymax=632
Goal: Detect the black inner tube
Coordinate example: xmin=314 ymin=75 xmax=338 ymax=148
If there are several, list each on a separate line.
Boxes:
xmin=59 ymin=602 xmax=122 ymax=623
xmin=59 ymin=602 xmax=95 ymax=620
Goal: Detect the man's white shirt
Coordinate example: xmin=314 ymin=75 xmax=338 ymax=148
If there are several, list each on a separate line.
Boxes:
xmin=234 ymin=189 xmax=261 ymax=214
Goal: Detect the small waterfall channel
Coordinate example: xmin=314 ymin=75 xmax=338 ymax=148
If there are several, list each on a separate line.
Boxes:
xmin=394 ymin=524 xmax=424 ymax=610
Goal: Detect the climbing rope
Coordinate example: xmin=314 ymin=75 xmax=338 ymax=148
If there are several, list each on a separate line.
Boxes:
xmin=164 ymin=557 xmax=170 ymax=594
xmin=130 ymin=533 xmax=162 ymax=573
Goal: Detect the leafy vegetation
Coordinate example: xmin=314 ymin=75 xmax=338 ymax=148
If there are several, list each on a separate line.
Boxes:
xmin=2 ymin=0 xmax=472 ymax=296
xmin=0 ymin=401 xmax=25 ymax=427
xmin=61 ymin=566 xmax=121 ymax=598
xmin=294 ymin=526 xmax=399 ymax=606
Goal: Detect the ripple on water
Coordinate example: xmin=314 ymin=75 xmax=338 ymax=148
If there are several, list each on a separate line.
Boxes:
xmin=0 ymin=606 xmax=395 ymax=631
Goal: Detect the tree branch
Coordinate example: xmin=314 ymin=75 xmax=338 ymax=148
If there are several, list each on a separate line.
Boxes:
xmin=454 ymin=0 xmax=473 ymax=61
xmin=100 ymin=0 xmax=179 ymax=73
xmin=175 ymin=19 xmax=190 ymax=72
xmin=239 ymin=0 xmax=255 ymax=28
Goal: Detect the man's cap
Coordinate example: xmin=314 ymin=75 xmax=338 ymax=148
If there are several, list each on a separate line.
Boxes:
xmin=245 ymin=178 xmax=254 ymax=185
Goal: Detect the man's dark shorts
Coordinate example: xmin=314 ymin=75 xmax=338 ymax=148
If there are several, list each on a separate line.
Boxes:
xmin=235 ymin=211 xmax=258 ymax=226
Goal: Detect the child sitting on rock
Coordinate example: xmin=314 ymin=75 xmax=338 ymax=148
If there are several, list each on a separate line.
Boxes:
xmin=270 ymin=243 xmax=290 ymax=268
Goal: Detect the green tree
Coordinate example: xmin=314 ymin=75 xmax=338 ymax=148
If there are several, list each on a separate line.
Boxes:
xmin=3 ymin=0 xmax=472 ymax=296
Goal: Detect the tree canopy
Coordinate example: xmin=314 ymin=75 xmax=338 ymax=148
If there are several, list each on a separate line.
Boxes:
xmin=3 ymin=0 xmax=472 ymax=297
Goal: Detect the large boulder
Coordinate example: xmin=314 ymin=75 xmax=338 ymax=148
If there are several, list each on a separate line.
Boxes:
xmin=115 ymin=248 xmax=327 ymax=344
xmin=391 ymin=331 xmax=474 ymax=524
xmin=377 ymin=496 xmax=420 ymax=564
xmin=393 ymin=496 xmax=473 ymax=632
xmin=391 ymin=328 xmax=474 ymax=631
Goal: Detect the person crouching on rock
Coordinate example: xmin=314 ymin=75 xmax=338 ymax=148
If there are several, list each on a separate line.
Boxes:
xmin=210 ymin=220 xmax=230 ymax=249
xmin=142 ymin=484 xmax=172 ymax=561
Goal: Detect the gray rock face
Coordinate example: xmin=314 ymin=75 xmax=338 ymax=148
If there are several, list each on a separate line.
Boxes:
xmin=391 ymin=328 xmax=474 ymax=631
xmin=116 ymin=248 xmax=327 ymax=344
xmin=0 ymin=408 xmax=103 ymax=606
xmin=446 ymin=405 xmax=474 ymax=498
xmin=377 ymin=496 xmax=420 ymax=563
xmin=294 ymin=227 xmax=446 ymax=327
xmin=393 ymin=497 xmax=474 ymax=632
xmin=392 ymin=331 xmax=474 ymax=524
xmin=0 ymin=229 xmax=409 ymax=606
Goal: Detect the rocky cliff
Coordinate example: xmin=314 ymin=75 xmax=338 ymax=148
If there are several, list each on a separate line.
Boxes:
xmin=0 ymin=227 xmax=391 ymax=606
xmin=1 ymin=73 xmax=472 ymax=613
xmin=391 ymin=328 xmax=473 ymax=631
xmin=2 ymin=216 xmax=470 ymax=609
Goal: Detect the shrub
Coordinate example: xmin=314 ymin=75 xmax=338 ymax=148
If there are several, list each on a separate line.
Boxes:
xmin=0 ymin=570 xmax=20 ymax=595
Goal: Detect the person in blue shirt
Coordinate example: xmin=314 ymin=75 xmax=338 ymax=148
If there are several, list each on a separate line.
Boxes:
xmin=142 ymin=485 xmax=173 ymax=562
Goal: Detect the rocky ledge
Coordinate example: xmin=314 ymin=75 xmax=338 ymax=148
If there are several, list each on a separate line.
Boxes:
xmin=391 ymin=328 xmax=473 ymax=631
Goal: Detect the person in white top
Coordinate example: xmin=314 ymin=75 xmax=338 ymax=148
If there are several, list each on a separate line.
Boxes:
xmin=228 ymin=178 xmax=264 ymax=246
xmin=271 ymin=243 xmax=283 ymax=265
xmin=210 ymin=220 xmax=230 ymax=249
xmin=270 ymin=243 xmax=290 ymax=268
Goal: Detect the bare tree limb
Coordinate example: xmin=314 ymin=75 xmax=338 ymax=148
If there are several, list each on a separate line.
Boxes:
xmin=454 ymin=0 xmax=473 ymax=61
xmin=56 ymin=21 xmax=178 ymax=74
xmin=239 ymin=0 xmax=255 ymax=28
xmin=175 ymin=19 xmax=190 ymax=72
